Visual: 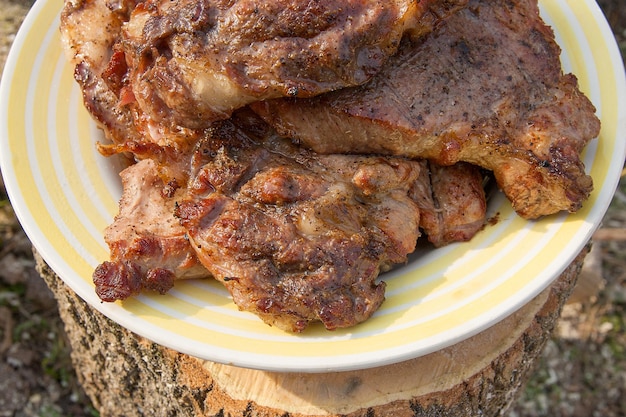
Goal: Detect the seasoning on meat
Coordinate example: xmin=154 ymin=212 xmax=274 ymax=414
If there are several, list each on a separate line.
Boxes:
xmin=59 ymin=0 xmax=597 ymax=331
xmin=252 ymin=0 xmax=600 ymax=219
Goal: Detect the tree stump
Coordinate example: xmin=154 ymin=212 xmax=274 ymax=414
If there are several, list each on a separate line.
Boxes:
xmin=35 ymin=245 xmax=589 ymax=417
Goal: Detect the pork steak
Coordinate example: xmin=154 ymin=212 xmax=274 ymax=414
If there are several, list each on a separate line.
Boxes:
xmin=252 ymin=0 xmax=601 ymax=219
xmin=171 ymin=112 xmax=423 ymax=332
xmin=121 ymin=0 xmax=469 ymax=128
xmin=93 ymin=158 xmax=212 ymax=302
xmin=91 ymin=111 xmax=486 ymax=331
xmin=61 ymin=0 xmax=490 ymax=331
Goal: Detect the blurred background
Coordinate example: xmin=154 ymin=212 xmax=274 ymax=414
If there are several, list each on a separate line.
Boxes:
xmin=0 ymin=0 xmax=624 ymax=415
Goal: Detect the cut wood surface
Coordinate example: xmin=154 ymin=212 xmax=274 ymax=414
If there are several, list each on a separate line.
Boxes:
xmin=35 ymin=246 xmax=589 ymax=417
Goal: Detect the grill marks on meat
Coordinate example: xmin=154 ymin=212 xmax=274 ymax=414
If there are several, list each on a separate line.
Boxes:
xmin=173 ymin=113 xmax=424 ymax=332
xmin=121 ymin=0 xmax=468 ymax=129
xmin=251 ymin=0 xmax=600 ymax=219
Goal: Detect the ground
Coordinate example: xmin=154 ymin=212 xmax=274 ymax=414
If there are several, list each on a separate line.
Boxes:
xmin=0 ymin=0 xmax=625 ymax=416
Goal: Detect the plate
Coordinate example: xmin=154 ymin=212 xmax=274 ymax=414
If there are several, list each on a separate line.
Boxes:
xmin=1 ymin=0 xmax=624 ymax=373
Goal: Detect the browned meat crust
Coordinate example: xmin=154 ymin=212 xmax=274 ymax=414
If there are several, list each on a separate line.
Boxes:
xmin=162 ymin=112 xmax=424 ymax=332
xmin=90 ymin=107 xmax=486 ymax=331
xmin=413 ymin=161 xmax=487 ymax=247
xmin=60 ymin=0 xmax=141 ymax=147
xmin=120 ymin=0 xmax=468 ymax=128
xmin=93 ymin=158 xmax=211 ymax=302
xmin=180 ymin=113 xmax=418 ymax=331
xmin=62 ymin=0 xmax=597 ymax=332
xmin=252 ymin=0 xmax=600 ymax=219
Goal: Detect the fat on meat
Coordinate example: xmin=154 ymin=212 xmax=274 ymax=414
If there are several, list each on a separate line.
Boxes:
xmin=60 ymin=0 xmax=143 ymax=147
xmin=413 ymin=161 xmax=487 ymax=247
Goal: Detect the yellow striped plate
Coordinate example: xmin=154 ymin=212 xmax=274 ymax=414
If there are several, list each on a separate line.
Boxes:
xmin=1 ymin=0 xmax=624 ymax=372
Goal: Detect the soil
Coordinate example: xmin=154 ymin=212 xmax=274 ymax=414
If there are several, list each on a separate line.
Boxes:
xmin=0 ymin=0 xmax=625 ymax=416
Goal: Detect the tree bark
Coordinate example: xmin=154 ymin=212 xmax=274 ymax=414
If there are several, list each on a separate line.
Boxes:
xmin=35 ymin=245 xmax=589 ymax=417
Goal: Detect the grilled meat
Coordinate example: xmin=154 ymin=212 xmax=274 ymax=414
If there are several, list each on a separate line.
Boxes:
xmin=61 ymin=0 xmax=595 ymax=331
xmin=93 ymin=158 xmax=211 ymax=302
xmin=60 ymin=0 xmax=142 ymax=147
xmin=121 ymin=0 xmax=468 ymax=129
xmin=251 ymin=0 xmax=600 ymax=219
xmin=413 ymin=161 xmax=487 ymax=247
xmin=159 ymin=112 xmax=424 ymax=331
xmin=91 ymin=109 xmax=486 ymax=330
